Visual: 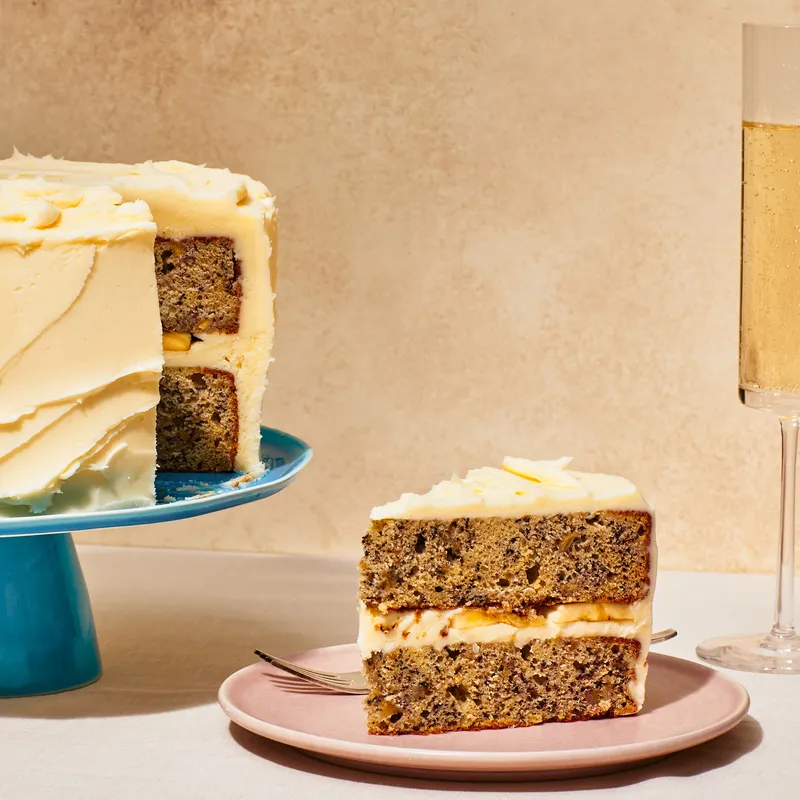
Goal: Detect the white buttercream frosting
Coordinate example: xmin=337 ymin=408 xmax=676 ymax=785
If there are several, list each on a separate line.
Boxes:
xmin=0 ymin=179 xmax=162 ymax=514
xmin=0 ymin=153 xmax=277 ymax=473
xmin=370 ymin=456 xmax=649 ymax=520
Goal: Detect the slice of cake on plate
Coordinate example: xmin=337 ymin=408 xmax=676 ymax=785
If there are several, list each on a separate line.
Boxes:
xmin=358 ymin=457 xmax=655 ymax=735
xmin=0 ymin=180 xmax=163 ymax=514
xmin=0 ymin=153 xmax=277 ymax=473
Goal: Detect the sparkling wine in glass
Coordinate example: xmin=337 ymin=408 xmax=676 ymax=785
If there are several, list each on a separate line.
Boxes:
xmin=697 ymin=23 xmax=800 ymax=672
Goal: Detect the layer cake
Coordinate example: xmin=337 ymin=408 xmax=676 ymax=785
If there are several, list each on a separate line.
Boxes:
xmin=0 ymin=153 xmax=277 ymax=474
xmin=358 ymin=457 xmax=655 ymax=735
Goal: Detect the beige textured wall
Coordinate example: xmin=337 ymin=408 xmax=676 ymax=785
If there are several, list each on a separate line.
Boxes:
xmin=5 ymin=0 xmax=800 ymax=571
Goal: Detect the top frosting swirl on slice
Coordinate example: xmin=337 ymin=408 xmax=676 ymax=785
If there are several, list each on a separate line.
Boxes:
xmin=370 ymin=457 xmax=649 ymax=520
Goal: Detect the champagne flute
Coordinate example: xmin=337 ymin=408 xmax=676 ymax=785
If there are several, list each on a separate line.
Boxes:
xmin=697 ymin=23 xmax=800 ymax=672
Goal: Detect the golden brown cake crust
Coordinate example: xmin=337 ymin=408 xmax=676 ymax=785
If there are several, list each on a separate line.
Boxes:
xmin=359 ymin=511 xmax=652 ymax=611
xmin=364 ymin=637 xmax=642 ymax=735
xmin=156 ymin=367 xmax=239 ymax=471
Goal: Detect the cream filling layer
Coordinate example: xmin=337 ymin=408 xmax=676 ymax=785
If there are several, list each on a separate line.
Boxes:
xmin=359 ymin=600 xmax=652 ymax=709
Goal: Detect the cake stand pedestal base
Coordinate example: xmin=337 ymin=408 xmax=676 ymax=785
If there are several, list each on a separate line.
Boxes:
xmin=0 ymin=426 xmax=311 ymax=697
xmin=0 ymin=533 xmax=101 ymax=697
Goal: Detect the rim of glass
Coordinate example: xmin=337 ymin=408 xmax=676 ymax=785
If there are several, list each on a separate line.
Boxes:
xmin=743 ymin=23 xmax=800 ymax=29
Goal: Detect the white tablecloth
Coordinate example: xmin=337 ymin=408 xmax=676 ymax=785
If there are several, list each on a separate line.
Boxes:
xmin=0 ymin=547 xmax=793 ymax=799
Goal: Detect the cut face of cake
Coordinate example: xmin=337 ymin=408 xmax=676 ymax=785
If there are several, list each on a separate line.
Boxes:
xmin=0 ymin=153 xmax=277 ymax=473
xmin=358 ymin=457 xmax=656 ymax=735
xmin=0 ymin=180 xmax=163 ymax=514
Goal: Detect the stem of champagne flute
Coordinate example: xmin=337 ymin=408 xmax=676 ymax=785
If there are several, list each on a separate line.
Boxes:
xmin=772 ymin=417 xmax=799 ymax=640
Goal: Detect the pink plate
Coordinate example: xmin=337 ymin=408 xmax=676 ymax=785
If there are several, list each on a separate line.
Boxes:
xmin=218 ymin=644 xmax=750 ymax=782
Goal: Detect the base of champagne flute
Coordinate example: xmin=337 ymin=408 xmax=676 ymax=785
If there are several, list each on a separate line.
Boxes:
xmin=740 ymin=387 xmax=800 ymax=414
xmin=696 ymin=631 xmax=800 ymax=673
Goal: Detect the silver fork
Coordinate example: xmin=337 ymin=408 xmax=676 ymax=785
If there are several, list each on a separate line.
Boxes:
xmin=254 ymin=649 xmax=368 ymax=694
xmin=254 ymin=627 xmax=678 ymax=695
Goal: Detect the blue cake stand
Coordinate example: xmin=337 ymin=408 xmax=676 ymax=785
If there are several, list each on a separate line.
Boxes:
xmin=0 ymin=426 xmax=312 ymax=698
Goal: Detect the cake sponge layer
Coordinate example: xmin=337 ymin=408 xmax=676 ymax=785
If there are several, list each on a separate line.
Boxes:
xmin=360 ymin=511 xmax=652 ymax=611
xmin=156 ymin=367 xmax=238 ymax=471
xmin=364 ymin=638 xmax=642 ymax=735
xmin=155 ymin=236 xmax=241 ymax=334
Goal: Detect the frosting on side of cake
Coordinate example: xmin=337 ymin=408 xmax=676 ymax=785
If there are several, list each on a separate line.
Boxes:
xmin=358 ymin=599 xmax=652 ymax=707
xmin=0 ymin=180 xmax=162 ymax=513
xmin=0 ymin=153 xmax=277 ymax=473
xmin=161 ymin=333 xmax=268 ymax=471
xmin=370 ymin=457 xmax=649 ymax=521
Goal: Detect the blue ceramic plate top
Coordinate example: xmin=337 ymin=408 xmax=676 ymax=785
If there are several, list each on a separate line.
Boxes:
xmin=0 ymin=426 xmax=312 ymax=537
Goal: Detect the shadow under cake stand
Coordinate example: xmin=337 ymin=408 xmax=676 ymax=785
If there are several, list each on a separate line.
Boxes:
xmin=0 ymin=426 xmax=312 ymax=698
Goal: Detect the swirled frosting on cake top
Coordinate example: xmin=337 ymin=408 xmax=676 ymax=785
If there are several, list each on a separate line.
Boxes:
xmin=370 ymin=457 xmax=649 ymax=520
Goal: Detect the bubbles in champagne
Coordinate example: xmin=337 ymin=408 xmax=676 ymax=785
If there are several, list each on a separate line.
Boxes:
xmin=740 ymin=122 xmax=800 ymax=396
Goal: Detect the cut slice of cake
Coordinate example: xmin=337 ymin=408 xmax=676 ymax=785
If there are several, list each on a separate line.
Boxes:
xmin=0 ymin=180 xmax=163 ymax=514
xmin=0 ymin=153 xmax=277 ymax=473
xmin=358 ymin=457 xmax=655 ymax=735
